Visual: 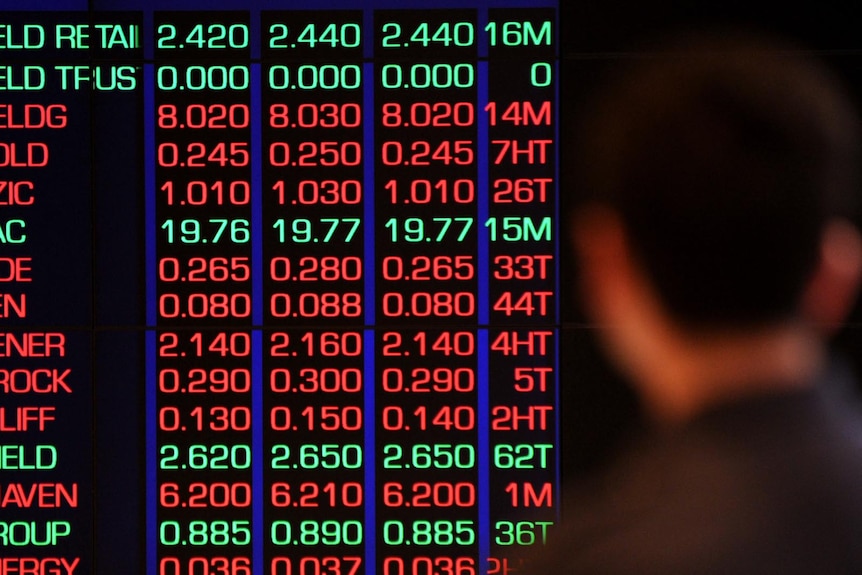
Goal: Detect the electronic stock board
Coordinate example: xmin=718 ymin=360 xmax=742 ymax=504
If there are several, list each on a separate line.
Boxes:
xmin=0 ymin=2 xmax=559 ymax=574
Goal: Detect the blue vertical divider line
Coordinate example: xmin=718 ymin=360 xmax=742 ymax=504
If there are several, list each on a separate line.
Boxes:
xmin=252 ymin=330 xmax=264 ymax=575
xmin=252 ymin=62 xmax=264 ymax=327
xmin=477 ymin=16 xmax=490 ymax=325
xmin=252 ymin=56 xmax=264 ymax=325
xmin=144 ymin=61 xmax=156 ymax=328
xmin=477 ymin=8 xmax=491 ymax=569
xmin=250 ymin=53 xmax=265 ymax=575
xmin=143 ymin=56 xmax=157 ymax=575
xmin=145 ymin=332 xmax=157 ymax=575
xmin=363 ymin=330 xmax=376 ymax=575
xmin=363 ymin=73 xmax=376 ymax=325
xmin=362 ymin=10 xmax=377 ymax=568
xmin=478 ymin=329 xmax=490 ymax=571
xmin=249 ymin=50 xmax=266 ymax=575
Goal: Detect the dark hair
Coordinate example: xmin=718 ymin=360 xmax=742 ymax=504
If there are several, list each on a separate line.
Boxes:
xmin=577 ymin=33 xmax=860 ymax=326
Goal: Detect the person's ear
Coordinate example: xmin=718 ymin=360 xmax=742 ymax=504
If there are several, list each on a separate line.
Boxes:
xmin=571 ymin=204 xmax=652 ymax=325
xmin=801 ymin=218 xmax=862 ymax=333
xmin=571 ymin=205 xmax=628 ymax=323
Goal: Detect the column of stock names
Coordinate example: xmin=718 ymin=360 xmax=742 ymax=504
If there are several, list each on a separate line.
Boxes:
xmin=1 ymin=11 xmax=141 ymax=575
xmin=1 ymin=4 xmax=558 ymax=574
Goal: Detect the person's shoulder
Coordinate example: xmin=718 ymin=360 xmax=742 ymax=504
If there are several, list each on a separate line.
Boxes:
xmin=522 ymin=374 xmax=862 ymax=574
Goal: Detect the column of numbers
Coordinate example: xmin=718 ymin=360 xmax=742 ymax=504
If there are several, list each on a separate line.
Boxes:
xmin=262 ymin=11 xmax=367 ymax=575
xmin=374 ymin=11 xmax=481 ymax=575
xmin=153 ymin=11 xmax=254 ymax=575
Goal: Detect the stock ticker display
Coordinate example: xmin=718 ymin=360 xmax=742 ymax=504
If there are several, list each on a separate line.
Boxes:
xmin=0 ymin=2 xmax=559 ymax=574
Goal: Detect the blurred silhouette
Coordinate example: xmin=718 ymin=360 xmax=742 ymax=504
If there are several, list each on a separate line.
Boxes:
xmin=532 ymin=33 xmax=862 ymax=574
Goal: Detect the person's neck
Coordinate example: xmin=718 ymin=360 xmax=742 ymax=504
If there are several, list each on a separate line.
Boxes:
xmin=636 ymin=323 xmax=824 ymax=427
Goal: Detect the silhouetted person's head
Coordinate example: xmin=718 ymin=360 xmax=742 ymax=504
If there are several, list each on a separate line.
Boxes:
xmin=572 ymin=33 xmax=862 ymax=422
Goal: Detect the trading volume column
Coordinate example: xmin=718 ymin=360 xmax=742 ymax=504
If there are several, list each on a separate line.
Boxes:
xmin=150 ymin=11 xmax=255 ymax=574
xmin=261 ymin=10 xmax=368 ymax=575
xmin=1 ymin=12 xmax=139 ymax=574
xmin=486 ymin=9 xmax=558 ymax=569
